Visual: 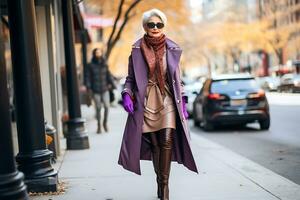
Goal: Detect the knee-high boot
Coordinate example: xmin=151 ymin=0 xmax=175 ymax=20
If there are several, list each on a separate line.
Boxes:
xmin=159 ymin=128 xmax=174 ymax=200
xmin=149 ymin=133 xmax=161 ymax=198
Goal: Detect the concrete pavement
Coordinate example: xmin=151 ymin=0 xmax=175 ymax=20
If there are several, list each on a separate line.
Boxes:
xmin=31 ymin=105 xmax=300 ymax=200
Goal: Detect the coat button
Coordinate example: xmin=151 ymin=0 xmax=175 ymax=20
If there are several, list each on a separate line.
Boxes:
xmin=177 ymin=99 xmax=180 ymax=104
xmin=173 ymin=80 xmax=176 ymax=84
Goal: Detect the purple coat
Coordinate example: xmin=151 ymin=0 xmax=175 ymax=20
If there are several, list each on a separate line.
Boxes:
xmin=118 ymin=38 xmax=198 ymax=175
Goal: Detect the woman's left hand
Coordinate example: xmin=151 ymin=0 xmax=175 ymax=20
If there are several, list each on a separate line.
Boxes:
xmin=182 ymin=97 xmax=189 ymax=119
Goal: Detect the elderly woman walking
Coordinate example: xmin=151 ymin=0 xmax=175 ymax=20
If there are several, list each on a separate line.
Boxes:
xmin=118 ymin=8 xmax=198 ymax=200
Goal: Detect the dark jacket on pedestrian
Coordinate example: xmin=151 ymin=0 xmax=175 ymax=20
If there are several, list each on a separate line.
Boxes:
xmin=86 ymin=55 xmax=116 ymax=94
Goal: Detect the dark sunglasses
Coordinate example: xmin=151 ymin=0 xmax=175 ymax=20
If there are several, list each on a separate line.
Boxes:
xmin=146 ymin=22 xmax=164 ymax=29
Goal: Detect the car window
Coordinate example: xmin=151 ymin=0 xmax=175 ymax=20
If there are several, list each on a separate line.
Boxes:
xmin=211 ymin=79 xmax=259 ymax=93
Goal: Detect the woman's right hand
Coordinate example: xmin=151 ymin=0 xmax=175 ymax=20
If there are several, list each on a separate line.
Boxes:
xmin=122 ymin=93 xmax=134 ymax=114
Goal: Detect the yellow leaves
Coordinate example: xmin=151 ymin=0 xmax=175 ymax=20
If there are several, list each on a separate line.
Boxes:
xmin=46 ymin=135 xmax=53 ymax=145
xmin=194 ymin=21 xmax=259 ymax=55
xmin=84 ymin=0 xmax=190 ymax=75
xmin=83 ymin=0 xmax=300 ymax=73
xmin=194 ymin=15 xmax=298 ymax=58
xmin=187 ymin=0 xmax=300 ymax=67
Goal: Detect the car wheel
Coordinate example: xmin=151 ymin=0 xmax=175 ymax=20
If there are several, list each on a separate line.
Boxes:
xmin=203 ymin=116 xmax=214 ymax=131
xmin=259 ymin=117 xmax=270 ymax=130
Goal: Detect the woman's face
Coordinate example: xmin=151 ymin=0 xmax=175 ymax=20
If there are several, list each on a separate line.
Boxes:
xmin=95 ymin=49 xmax=102 ymax=58
xmin=144 ymin=16 xmax=164 ymax=38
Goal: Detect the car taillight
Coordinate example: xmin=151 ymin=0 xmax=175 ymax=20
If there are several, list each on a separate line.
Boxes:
xmin=247 ymin=90 xmax=265 ymax=98
xmin=208 ymin=93 xmax=226 ymax=100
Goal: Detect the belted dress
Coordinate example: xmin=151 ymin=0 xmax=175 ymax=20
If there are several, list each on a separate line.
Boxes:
xmin=142 ymin=52 xmax=176 ymax=133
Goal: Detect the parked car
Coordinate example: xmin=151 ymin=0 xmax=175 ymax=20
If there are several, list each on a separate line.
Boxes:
xmin=278 ymin=73 xmax=300 ymax=93
xmin=256 ymin=76 xmax=280 ymax=92
xmin=184 ymin=77 xmax=205 ymax=117
xmin=193 ymin=73 xmax=270 ymax=131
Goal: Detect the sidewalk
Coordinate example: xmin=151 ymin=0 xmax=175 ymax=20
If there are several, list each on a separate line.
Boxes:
xmin=32 ymin=106 xmax=300 ymax=200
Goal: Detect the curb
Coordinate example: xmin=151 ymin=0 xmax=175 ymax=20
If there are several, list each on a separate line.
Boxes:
xmin=191 ymin=133 xmax=300 ymax=200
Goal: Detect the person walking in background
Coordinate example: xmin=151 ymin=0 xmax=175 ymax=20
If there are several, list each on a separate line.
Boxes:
xmin=86 ymin=48 xmax=116 ymax=133
xmin=118 ymin=9 xmax=198 ymax=200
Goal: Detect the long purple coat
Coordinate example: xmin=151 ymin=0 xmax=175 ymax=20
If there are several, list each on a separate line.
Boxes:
xmin=118 ymin=38 xmax=198 ymax=175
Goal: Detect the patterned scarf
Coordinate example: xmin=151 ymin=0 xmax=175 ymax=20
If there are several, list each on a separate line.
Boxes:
xmin=141 ymin=34 xmax=166 ymax=95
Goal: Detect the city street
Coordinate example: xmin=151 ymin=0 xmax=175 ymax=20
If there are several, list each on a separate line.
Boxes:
xmin=190 ymin=92 xmax=300 ymax=185
xmin=1 ymin=1 xmax=299 ymax=199
xmin=30 ymin=96 xmax=300 ymax=200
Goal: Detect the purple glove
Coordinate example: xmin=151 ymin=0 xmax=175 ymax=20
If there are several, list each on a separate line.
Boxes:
xmin=182 ymin=97 xmax=189 ymax=119
xmin=122 ymin=93 xmax=134 ymax=114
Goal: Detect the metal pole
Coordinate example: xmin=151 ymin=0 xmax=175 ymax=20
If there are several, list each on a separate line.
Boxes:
xmin=62 ymin=0 xmax=89 ymax=149
xmin=7 ymin=0 xmax=58 ymax=192
xmin=0 ymin=19 xmax=29 ymax=200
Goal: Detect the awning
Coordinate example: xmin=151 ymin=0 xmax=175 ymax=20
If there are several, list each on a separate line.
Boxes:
xmin=77 ymin=3 xmax=114 ymax=29
xmin=74 ymin=2 xmax=114 ymax=42
xmin=82 ymin=13 xmax=114 ymax=29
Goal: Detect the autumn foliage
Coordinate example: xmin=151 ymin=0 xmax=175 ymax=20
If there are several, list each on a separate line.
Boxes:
xmin=84 ymin=0 xmax=300 ymax=76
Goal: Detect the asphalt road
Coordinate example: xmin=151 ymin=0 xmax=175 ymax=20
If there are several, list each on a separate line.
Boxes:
xmin=190 ymin=92 xmax=300 ymax=185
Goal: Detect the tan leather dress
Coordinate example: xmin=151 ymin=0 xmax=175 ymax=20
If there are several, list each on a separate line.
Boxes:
xmin=142 ymin=54 xmax=176 ymax=133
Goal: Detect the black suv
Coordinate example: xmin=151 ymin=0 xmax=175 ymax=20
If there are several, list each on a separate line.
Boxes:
xmin=193 ymin=74 xmax=270 ymax=131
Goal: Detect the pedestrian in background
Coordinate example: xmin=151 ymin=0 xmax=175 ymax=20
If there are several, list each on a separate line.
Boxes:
xmin=118 ymin=8 xmax=198 ymax=200
xmin=86 ymin=48 xmax=116 ymax=133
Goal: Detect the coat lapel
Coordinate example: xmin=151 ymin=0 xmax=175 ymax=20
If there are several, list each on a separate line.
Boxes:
xmin=131 ymin=47 xmax=148 ymax=93
xmin=166 ymin=39 xmax=182 ymax=78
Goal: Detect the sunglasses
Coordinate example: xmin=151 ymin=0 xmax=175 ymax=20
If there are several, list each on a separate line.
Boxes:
xmin=146 ymin=22 xmax=164 ymax=29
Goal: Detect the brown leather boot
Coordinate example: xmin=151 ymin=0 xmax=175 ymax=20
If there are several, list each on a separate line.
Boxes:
xmin=149 ymin=133 xmax=161 ymax=198
xmin=159 ymin=129 xmax=174 ymax=200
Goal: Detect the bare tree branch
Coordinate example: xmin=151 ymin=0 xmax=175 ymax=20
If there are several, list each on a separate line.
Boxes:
xmin=106 ymin=0 xmax=125 ymax=58
xmin=106 ymin=0 xmax=142 ymax=60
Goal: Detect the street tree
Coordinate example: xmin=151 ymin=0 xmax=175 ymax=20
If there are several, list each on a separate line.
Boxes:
xmin=85 ymin=0 xmax=188 ymax=62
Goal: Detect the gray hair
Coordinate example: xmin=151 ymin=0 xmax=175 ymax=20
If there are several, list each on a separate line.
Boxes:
xmin=142 ymin=9 xmax=167 ymax=27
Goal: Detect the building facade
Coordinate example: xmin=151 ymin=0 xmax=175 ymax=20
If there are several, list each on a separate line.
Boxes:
xmin=0 ymin=0 xmax=91 ymax=198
